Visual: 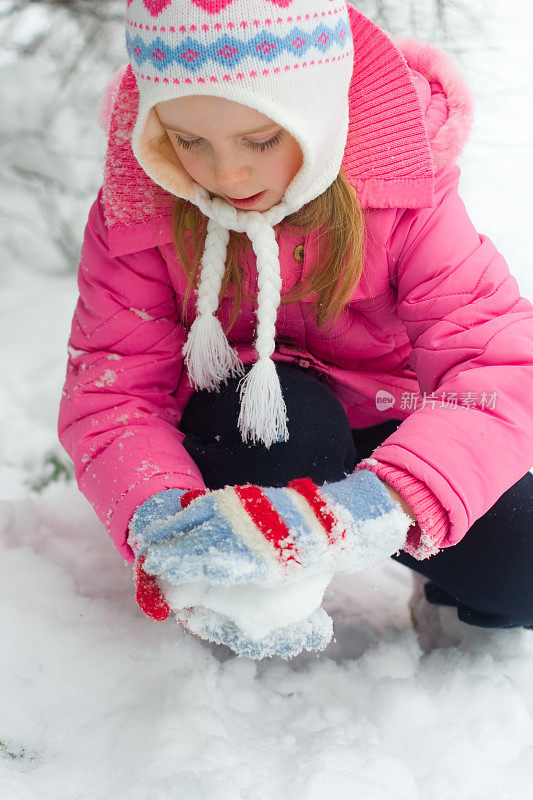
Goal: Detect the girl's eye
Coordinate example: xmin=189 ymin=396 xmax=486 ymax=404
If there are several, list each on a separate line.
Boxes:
xmin=172 ymin=131 xmax=283 ymax=151
xmin=173 ymin=136 xmax=202 ymax=150
xmin=247 ymin=131 xmax=283 ymax=151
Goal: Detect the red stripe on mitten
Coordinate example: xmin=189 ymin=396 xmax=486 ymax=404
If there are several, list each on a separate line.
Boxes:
xmin=181 ymin=488 xmax=208 ymax=508
xmin=134 ymin=554 xmax=171 ymax=622
xmin=233 ymin=484 xmax=302 ymax=566
xmin=288 ymin=477 xmax=345 ymax=544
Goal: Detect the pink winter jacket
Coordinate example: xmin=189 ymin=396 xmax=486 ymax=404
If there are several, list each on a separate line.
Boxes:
xmin=58 ymin=7 xmax=533 ymax=565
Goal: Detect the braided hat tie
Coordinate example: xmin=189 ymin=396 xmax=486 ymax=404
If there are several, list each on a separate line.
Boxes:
xmin=182 ymin=199 xmax=288 ymax=447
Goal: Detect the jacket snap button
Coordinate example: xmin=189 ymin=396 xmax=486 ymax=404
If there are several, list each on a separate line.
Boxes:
xmin=298 ymin=359 xmax=310 ymax=368
xmin=184 ymin=209 xmax=200 ymax=230
xmin=293 ymin=244 xmax=305 ymax=263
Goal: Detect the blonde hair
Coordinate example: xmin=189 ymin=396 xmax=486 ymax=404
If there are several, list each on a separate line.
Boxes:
xmin=171 ymin=165 xmax=366 ymax=334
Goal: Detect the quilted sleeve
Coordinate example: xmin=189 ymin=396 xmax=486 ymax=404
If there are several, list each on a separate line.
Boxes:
xmin=357 ymin=163 xmax=533 ymax=558
xmin=58 ymin=189 xmax=206 ymax=564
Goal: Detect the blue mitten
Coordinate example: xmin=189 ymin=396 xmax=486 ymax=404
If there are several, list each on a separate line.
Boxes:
xmin=131 ymin=470 xmax=414 ymax=588
xmin=129 ymin=488 xmax=188 ymax=538
xmin=175 ymin=605 xmax=333 ymax=660
xmin=157 ymin=564 xmax=335 ymax=658
xmin=129 ymin=489 xmax=189 ymax=621
xmin=128 ymin=492 xmax=333 ymax=657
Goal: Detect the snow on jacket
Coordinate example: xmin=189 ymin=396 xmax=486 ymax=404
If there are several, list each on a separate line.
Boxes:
xmin=58 ymin=7 xmax=533 ymax=565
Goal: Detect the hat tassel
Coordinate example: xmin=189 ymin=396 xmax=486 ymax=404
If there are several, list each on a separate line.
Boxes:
xmin=183 ymin=312 xmax=244 ymax=391
xmin=237 ymin=357 xmax=288 ymax=448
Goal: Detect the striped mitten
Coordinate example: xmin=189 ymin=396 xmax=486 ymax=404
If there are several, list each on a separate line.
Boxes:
xmin=129 ymin=489 xmax=334 ymax=656
xmin=129 ymin=488 xmax=188 ymax=621
xmin=175 ymin=605 xmax=333 ymax=660
xmin=132 ymin=470 xmax=414 ymax=589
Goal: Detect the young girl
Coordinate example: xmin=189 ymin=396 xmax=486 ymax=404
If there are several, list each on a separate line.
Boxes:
xmin=58 ymin=0 xmax=533 ymax=659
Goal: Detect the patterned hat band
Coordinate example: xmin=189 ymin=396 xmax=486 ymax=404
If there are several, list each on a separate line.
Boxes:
xmin=125 ymin=0 xmax=354 ymax=447
xmin=126 ymin=16 xmax=350 ymax=82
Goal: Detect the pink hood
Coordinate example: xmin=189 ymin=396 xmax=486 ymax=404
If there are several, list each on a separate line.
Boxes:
xmin=59 ymin=7 xmax=533 ymax=565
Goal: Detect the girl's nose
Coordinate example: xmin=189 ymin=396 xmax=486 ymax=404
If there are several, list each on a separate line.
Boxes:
xmin=213 ymin=155 xmax=250 ymax=191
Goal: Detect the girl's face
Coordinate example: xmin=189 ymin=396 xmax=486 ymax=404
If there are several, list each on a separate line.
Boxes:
xmin=155 ymin=95 xmax=303 ymax=211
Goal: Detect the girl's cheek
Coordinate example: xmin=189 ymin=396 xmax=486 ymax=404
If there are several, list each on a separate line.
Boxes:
xmin=180 ymin=154 xmax=205 ymax=181
xmin=269 ymin=156 xmax=293 ymax=184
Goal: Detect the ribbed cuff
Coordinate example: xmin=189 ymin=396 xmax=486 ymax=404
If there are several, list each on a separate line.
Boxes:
xmin=353 ymin=459 xmax=450 ymax=560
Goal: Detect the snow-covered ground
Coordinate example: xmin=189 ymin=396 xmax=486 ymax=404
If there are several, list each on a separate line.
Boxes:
xmin=2 ymin=2 xmax=533 ymax=798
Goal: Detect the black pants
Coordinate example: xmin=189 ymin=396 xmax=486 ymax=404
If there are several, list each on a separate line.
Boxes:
xmin=181 ymin=362 xmax=533 ymax=629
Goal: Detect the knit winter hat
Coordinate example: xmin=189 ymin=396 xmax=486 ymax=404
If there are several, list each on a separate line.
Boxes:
xmin=125 ymin=0 xmax=354 ymax=447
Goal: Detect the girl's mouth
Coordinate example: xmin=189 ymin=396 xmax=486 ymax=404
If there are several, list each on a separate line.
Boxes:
xmin=225 ymin=191 xmax=266 ymax=208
